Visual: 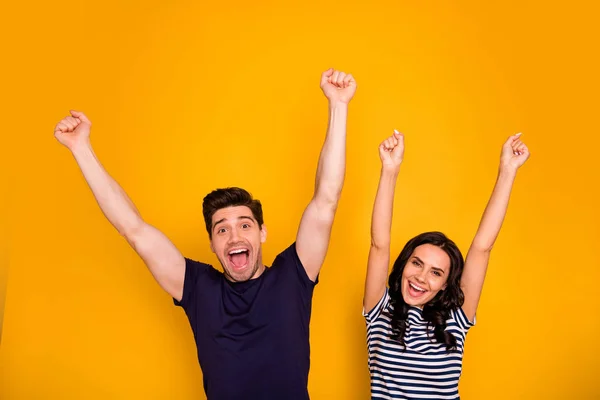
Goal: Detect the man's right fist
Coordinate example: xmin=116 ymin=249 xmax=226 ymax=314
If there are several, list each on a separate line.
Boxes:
xmin=54 ymin=110 xmax=91 ymax=150
xmin=320 ymin=68 xmax=357 ymax=105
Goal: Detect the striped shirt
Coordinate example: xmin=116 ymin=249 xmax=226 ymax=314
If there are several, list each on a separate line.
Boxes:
xmin=363 ymin=288 xmax=475 ymax=399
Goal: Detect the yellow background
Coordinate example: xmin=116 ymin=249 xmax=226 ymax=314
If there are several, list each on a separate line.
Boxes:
xmin=2 ymin=1 xmax=599 ymax=399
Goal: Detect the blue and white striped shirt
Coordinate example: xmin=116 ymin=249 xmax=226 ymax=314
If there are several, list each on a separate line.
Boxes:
xmin=364 ymin=289 xmax=475 ymax=399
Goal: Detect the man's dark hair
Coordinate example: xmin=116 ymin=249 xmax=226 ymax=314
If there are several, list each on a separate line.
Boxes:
xmin=202 ymin=187 xmax=264 ymax=239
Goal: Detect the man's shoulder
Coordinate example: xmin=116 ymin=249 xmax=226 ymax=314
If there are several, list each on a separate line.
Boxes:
xmin=269 ymin=242 xmax=300 ymax=268
xmin=185 ymin=257 xmax=224 ymax=281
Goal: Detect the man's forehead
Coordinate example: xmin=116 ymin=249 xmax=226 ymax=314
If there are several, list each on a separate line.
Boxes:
xmin=212 ymin=206 xmax=254 ymax=223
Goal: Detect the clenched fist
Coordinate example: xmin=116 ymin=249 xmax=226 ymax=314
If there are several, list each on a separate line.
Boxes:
xmin=320 ymin=68 xmax=356 ymax=104
xmin=500 ymin=133 xmax=530 ymax=172
xmin=54 ymin=110 xmax=91 ymax=151
xmin=379 ymin=130 xmax=404 ymax=170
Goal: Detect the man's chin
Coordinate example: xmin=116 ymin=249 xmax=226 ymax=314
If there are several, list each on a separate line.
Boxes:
xmin=226 ymin=272 xmax=249 ymax=282
xmin=225 ymin=265 xmax=257 ymax=282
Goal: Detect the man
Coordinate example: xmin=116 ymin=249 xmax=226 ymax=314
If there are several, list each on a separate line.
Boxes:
xmin=54 ymin=68 xmax=356 ymax=399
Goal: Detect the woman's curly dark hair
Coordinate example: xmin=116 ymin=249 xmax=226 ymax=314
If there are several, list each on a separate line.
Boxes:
xmin=386 ymin=231 xmax=465 ymax=351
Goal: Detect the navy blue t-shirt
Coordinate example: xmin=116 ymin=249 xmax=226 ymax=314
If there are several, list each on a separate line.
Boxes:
xmin=174 ymin=243 xmax=318 ymax=400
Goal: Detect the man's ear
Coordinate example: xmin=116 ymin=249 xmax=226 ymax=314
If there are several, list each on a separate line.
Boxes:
xmin=260 ymin=224 xmax=267 ymax=243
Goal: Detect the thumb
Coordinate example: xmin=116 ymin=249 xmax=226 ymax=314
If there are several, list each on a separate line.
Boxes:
xmin=505 ymin=132 xmax=522 ymax=146
xmin=70 ymin=110 xmax=91 ymax=124
xmin=392 ymin=143 xmax=404 ymax=156
xmin=322 ymin=68 xmax=334 ymax=77
xmin=393 ymin=129 xmax=404 ymax=145
xmin=321 ymin=68 xmax=334 ymax=85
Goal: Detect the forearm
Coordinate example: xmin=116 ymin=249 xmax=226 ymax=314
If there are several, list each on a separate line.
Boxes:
xmin=471 ymin=168 xmax=517 ymax=252
xmin=371 ymin=167 xmax=400 ymax=249
xmin=313 ymin=102 xmax=348 ymax=205
xmin=364 ymin=167 xmax=399 ymax=310
xmin=71 ymin=142 xmax=144 ymax=237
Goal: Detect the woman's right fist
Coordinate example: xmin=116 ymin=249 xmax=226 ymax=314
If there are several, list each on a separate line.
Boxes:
xmin=379 ymin=130 xmax=404 ymax=170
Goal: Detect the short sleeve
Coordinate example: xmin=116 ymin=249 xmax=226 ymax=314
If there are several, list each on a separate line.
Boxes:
xmin=271 ymin=242 xmax=318 ymax=288
xmin=363 ymin=288 xmax=390 ymax=324
xmin=173 ymin=258 xmax=211 ymax=309
xmin=451 ymin=307 xmax=476 ymax=332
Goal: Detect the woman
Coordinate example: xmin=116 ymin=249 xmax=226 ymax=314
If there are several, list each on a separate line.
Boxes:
xmin=363 ymin=130 xmax=529 ymax=399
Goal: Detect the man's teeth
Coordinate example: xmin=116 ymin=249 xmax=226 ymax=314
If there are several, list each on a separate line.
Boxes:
xmin=410 ymin=282 xmax=426 ymax=292
xmin=229 ymin=249 xmax=247 ymax=255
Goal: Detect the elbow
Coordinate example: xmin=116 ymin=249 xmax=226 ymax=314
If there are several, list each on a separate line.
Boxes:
xmin=370 ymin=237 xmax=390 ymax=251
xmin=314 ymin=190 xmax=341 ymax=212
xmin=315 ymin=179 xmax=344 ymax=206
xmin=470 ymin=240 xmax=494 ymax=253
xmin=119 ymin=216 xmax=146 ymax=243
